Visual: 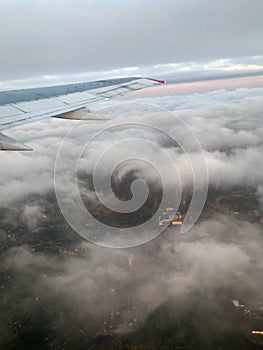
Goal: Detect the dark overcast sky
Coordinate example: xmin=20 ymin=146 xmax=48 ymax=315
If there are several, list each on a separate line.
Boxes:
xmin=0 ymin=0 xmax=263 ymax=80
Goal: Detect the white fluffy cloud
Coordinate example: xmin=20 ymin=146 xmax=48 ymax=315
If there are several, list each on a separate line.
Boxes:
xmin=1 ymin=85 xmax=262 ymax=207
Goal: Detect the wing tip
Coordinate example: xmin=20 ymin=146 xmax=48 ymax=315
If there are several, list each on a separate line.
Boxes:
xmin=145 ymin=78 xmax=166 ymax=84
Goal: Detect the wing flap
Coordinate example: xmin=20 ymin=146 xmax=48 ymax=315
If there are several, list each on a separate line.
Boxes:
xmin=55 ymin=91 xmax=102 ymax=104
xmin=55 ymin=107 xmax=107 ymax=120
xmin=0 ymin=105 xmax=24 ymax=118
xmin=14 ymin=97 xmax=65 ymax=113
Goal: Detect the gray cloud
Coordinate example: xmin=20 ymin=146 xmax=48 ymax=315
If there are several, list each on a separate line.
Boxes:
xmin=0 ymin=0 xmax=263 ymax=80
xmin=0 ymin=55 xmax=263 ymax=91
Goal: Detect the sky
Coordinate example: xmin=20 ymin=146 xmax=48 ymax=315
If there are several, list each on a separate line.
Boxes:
xmin=0 ymin=0 xmax=263 ymax=85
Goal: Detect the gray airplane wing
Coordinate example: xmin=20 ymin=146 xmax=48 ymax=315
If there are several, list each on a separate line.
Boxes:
xmin=0 ymin=77 xmax=165 ymax=150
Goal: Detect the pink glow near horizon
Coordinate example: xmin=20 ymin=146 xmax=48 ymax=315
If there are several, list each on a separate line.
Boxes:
xmin=125 ymin=75 xmax=263 ymax=98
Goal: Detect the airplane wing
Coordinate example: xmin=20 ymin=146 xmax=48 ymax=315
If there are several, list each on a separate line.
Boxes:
xmin=0 ymin=77 xmax=165 ymax=150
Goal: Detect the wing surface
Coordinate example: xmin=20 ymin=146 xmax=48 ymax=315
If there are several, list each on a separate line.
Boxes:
xmin=0 ymin=77 xmax=165 ymax=131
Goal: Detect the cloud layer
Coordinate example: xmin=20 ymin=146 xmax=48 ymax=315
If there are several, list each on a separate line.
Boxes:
xmin=1 ymin=85 xmax=262 ymax=206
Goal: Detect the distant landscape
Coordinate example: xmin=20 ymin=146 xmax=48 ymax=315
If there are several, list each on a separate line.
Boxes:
xmin=0 ymin=172 xmax=262 ymax=349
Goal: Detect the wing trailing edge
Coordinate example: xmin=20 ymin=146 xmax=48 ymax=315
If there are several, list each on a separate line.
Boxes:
xmin=54 ymin=107 xmax=107 ymax=120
